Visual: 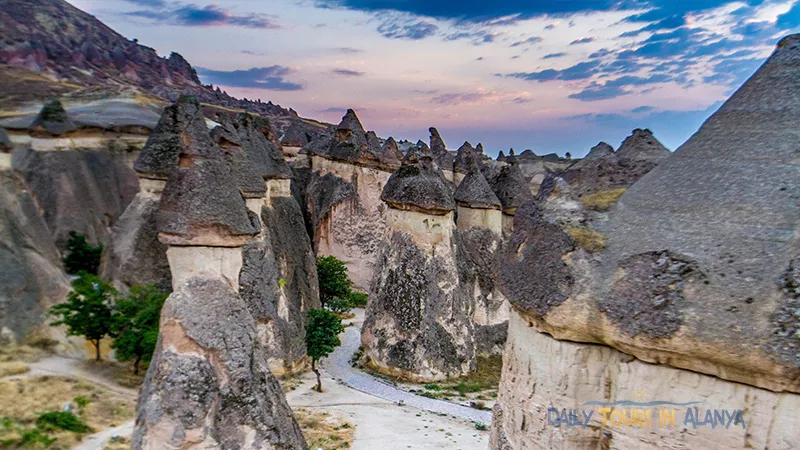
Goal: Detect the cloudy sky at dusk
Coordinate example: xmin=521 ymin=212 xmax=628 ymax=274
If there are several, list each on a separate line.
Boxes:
xmin=70 ymin=0 xmax=800 ymax=156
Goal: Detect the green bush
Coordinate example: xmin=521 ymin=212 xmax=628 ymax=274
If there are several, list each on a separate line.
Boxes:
xmin=35 ymin=411 xmax=90 ymax=433
xmin=326 ymin=297 xmax=352 ymax=314
xmin=423 ymin=384 xmax=441 ymax=391
xmin=63 ymin=231 xmax=103 ymax=275
xmin=347 ymin=291 xmax=368 ymax=308
xmin=72 ymin=396 xmax=90 ymax=408
xmin=452 ymin=381 xmax=482 ymax=395
xmin=317 ymin=256 xmax=351 ymax=308
xmin=475 ymin=422 xmax=488 ymax=431
xmin=18 ymin=428 xmax=57 ymax=448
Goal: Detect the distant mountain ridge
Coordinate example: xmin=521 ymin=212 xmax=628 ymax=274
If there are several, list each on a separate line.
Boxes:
xmin=0 ymin=0 xmax=295 ymax=116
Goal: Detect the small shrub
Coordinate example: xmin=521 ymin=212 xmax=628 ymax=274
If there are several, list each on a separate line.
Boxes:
xmin=347 ymin=291 xmax=368 ymax=308
xmin=62 ymin=231 xmax=103 ymax=275
xmin=278 ymin=278 xmax=287 ymax=289
xmin=475 ymin=422 xmax=488 ymax=431
xmin=579 ymin=187 xmax=627 ymax=212
xmin=423 ymin=383 xmax=441 ymax=391
xmin=452 ymin=382 xmax=482 ymax=395
xmin=350 ymin=346 xmax=364 ymax=367
xmin=326 ymin=297 xmax=352 ymax=314
xmin=18 ymin=427 xmax=57 ymax=448
xmin=566 ymin=226 xmax=606 ymax=253
xmin=73 ymin=396 xmax=90 ymax=408
xmin=35 ymin=411 xmax=90 ymax=433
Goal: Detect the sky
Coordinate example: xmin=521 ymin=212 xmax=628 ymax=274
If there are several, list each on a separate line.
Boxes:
xmin=70 ymin=0 xmax=800 ymax=157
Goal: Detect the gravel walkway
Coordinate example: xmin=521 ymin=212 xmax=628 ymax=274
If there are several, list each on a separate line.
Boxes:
xmin=320 ymin=314 xmax=493 ymax=425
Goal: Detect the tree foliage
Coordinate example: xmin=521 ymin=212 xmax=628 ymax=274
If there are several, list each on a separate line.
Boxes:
xmin=110 ymin=285 xmax=167 ymax=375
xmin=50 ymin=273 xmax=115 ymax=361
xmin=316 ymin=255 xmax=351 ymax=308
xmin=63 ymin=231 xmax=103 ymax=275
xmin=305 ymin=309 xmax=344 ymax=392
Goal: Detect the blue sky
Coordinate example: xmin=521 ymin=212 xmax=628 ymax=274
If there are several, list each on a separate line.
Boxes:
xmin=71 ymin=0 xmax=800 ymax=157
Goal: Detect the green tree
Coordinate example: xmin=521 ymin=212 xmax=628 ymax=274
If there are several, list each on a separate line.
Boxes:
xmin=110 ymin=285 xmax=167 ymax=375
xmin=316 ymin=255 xmax=351 ymax=308
xmin=63 ymin=231 xmax=103 ymax=275
xmin=305 ymin=309 xmax=344 ymax=392
xmin=50 ymin=273 xmax=115 ymax=361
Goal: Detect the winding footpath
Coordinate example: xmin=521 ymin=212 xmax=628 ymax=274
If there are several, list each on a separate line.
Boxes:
xmin=320 ymin=312 xmax=493 ymax=425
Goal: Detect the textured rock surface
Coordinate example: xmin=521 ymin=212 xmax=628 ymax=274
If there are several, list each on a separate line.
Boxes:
xmin=560 ymin=130 xmax=669 ymax=196
xmin=236 ymin=114 xmax=292 ymax=180
xmin=305 ymin=158 xmax=388 ymax=291
xmin=381 ymin=156 xmax=455 ymax=214
xmin=0 ymin=170 xmax=71 ymax=341
xmin=134 ymin=278 xmax=307 ymax=449
xmin=12 ymin=147 xmax=139 ymax=249
xmin=362 ymin=229 xmax=476 ymax=381
xmin=100 ymin=191 xmax=171 ymax=292
xmin=240 ymin=196 xmax=321 ymax=373
xmin=454 ymin=169 xmax=501 ymax=210
xmin=0 ymin=128 xmax=11 ymax=151
xmin=490 ymin=309 xmax=800 ymax=450
xmin=492 ymin=42 xmax=800 ymax=450
xmin=487 ymin=160 xmax=532 ymax=214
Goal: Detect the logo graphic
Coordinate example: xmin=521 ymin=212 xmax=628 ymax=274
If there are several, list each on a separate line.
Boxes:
xmin=547 ymin=390 xmax=746 ymax=430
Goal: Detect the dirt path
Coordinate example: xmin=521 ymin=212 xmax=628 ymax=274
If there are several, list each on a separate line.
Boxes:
xmin=320 ymin=309 xmax=493 ymax=425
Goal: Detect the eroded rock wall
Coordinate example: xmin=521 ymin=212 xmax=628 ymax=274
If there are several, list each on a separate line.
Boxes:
xmin=306 ymin=155 xmax=391 ymax=291
xmin=490 ymin=309 xmax=800 ymax=450
xmin=12 ymin=147 xmax=139 ymax=249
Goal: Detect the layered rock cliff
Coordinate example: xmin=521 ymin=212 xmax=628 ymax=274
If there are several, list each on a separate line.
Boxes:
xmin=490 ymin=34 xmax=800 ymax=450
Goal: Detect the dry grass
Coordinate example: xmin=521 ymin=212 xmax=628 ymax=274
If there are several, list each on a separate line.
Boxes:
xmin=0 ymin=376 xmax=135 ymax=449
xmin=566 ymin=226 xmax=607 ymax=253
xmin=294 ymin=408 xmax=354 ymax=450
xmin=580 ymin=187 xmax=627 ymax=211
xmin=0 ymin=363 xmax=29 ymax=378
xmin=0 ymin=344 xmax=46 ymax=364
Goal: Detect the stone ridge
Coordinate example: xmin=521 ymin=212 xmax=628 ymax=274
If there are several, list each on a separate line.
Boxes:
xmin=134 ymin=95 xmax=213 ymax=179
xmin=155 ymin=99 xmax=259 ymax=246
xmin=454 ymin=169 xmax=502 ymax=209
xmin=381 ymin=156 xmax=455 ymax=214
xmin=308 ymin=109 xmax=403 ymax=171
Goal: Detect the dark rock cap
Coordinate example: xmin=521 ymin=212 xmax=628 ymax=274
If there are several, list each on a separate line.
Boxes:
xmin=519 ymin=149 xmax=537 ymax=158
xmin=134 ymin=95 xmax=217 ymax=179
xmin=454 ymin=141 xmax=483 ymax=174
xmin=476 ymin=143 xmax=484 ymax=154
xmin=0 ymin=127 xmax=11 ymax=152
xmin=30 ymin=99 xmax=77 ymax=136
xmin=616 ymin=129 xmax=670 ymax=162
xmin=488 ymin=162 xmax=533 ymax=213
xmin=236 ymin=113 xmax=292 ymax=180
xmin=497 ymin=151 xmax=506 ymax=161
xmin=585 ymin=142 xmax=615 ymax=160
xmin=210 ymin=117 xmax=265 ymax=198
xmin=454 ymin=169 xmax=501 ymax=209
xmin=156 ymin=148 xmax=259 ymax=246
xmin=381 ymin=156 xmax=455 ymax=214
xmin=429 ymin=127 xmax=447 ymax=155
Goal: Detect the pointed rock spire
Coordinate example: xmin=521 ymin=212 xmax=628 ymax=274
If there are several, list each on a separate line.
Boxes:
xmin=236 ymin=113 xmax=292 ymax=180
xmin=380 ymin=136 xmax=404 ymax=167
xmin=585 ymin=142 xmax=614 ymax=160
xmin=616 ymin=129 xmax=670 ymax=162
xmin=497 ymin=150 xmax=506 ymax=161
xmin=476 ymin=143 xmax=484 ymax=154
xmin=134 ymin=95 xmax=216 ymax=179
xmin=156 ymin=103 xmax=259 ymax=247
xmin=455 ymin=169 xmax=501 ymax=210
xmin=429 ymin=127 xmax=447 ymax=155
xmin=454 ymin=141 xmax=483 ymax=174
xmin=488 ymin=162 xmax=532 ymax=213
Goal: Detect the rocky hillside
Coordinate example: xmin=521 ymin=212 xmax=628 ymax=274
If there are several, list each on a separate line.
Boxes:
xmin=0 ymin=0 xmax=293 ymax=116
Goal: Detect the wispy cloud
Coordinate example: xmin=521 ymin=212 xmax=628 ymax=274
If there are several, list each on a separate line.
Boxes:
xmin=124 ymin=2 xmax=281 ymax=29
xmin=332 ymin=68 xmax=366 ymax=77
xmin=196 ymin=66 xmax=304 ymax=90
